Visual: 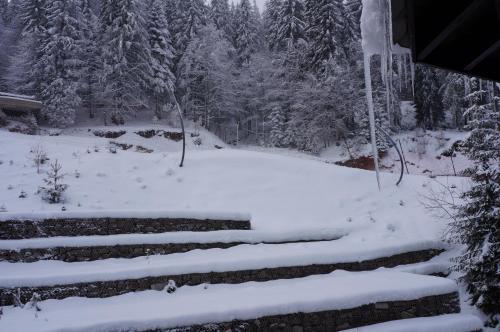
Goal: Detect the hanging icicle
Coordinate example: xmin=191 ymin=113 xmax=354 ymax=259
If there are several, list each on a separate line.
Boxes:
xmin=361 ymin=0 xmax=415 ymax=189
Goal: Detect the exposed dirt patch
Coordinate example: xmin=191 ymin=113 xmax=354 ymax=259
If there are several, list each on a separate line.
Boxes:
xmin=335 ymin=151 xmax=388 ymax=171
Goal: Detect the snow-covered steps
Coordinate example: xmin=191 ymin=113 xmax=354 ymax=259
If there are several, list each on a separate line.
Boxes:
xmin=0 ymin=271 xmax=460 ymax=332
xmin=0 ymin=240 xmax=445 ymax=305
xmin=0 ymin=228 xmax=345 ymax=262
xmin=0 ymin=211 xmax=252 ymax=239
xmin=342 ymin=314 xmax=483 ymax=332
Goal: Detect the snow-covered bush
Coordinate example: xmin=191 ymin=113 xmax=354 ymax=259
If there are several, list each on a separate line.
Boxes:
xmin=39 ymin=160 xmax=68 ymax=204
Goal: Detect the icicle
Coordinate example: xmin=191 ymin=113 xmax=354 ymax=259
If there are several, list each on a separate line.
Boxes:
xmin=409 ymin=57 xmax=415 ymax=98
xmin=364 ymin=54 xmax=381 ymax=190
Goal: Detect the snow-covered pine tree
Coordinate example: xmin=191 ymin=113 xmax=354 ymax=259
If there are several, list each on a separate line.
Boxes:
xmin=100 ymin=0 xmax=152 ymax=125
xmin=414 ymin=64 xmax=444 ymax=129
xmin=235 ymin=0 xmax=259 ymax=65
xmin=175 ymin=0 xmax=206 ymax=55
xmin=210 ymin=0 xmax=230 ymax=36
xmin=78 ymin=0 xmax=100 ymax=119
xmin=39 ymin=159 xmax=68 ymax=204
xmin=276 ymin=0 xmax=306 ymax=50
xmin=344 ymin=0 xmax=362 ymax=41
xmin=304 ymin=0 xmax=347 ymax=73
xmin=147 ymin=0 xmax=176 ymax=119
xmin=38 ymin=0 xmax=82 ymax=127
xmin=0 ymin=0 xmax=7 ymax=20
xmin=442 ymin=73 xmax=467 ymax=129
xmin=451 ymin=76 xmax=500 ymax=327
xmin=7 ymin=0 xmax=48 ymax=96
xmin=269 ymin=107 xmax=287 ymax=147
xmin=263 ymin=0 xmax=281 ymax=50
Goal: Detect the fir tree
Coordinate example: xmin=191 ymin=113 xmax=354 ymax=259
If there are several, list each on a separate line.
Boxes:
xmin=147 ymin=0 xmax=176 ymax=119
xmin=7 ymin=0 xmax=48 ymax=96
xmin=304 ymin=0 xmax=347 ymax=72
xmin=175 ymin=0 xmax=206 ymax=55
xmin=415 ymin=64 xmax=444 ymax=129
xmin=235 ymin=0 xmax=258 ymax=65
xmin=276 ymin=0 xmax=306 ymax=50
xmin=79 ymin=0 xmax=100 ymax=119
xmin=210 ymin=0 xmax=230 ymax=33
xmin=263 ymin=0 xmax=281 ymax=50
xmin=450 ymin=77 xmax=500 ymax=327
xmin=38 ymin=0 xmax=82 ymax=127
xmin=100 ymin=0 xmax=152 ymax=124
xmin=269 ymin=107 xmax=287 ymax=147
xmin=442 ymin=73 xmax=467 ymax=129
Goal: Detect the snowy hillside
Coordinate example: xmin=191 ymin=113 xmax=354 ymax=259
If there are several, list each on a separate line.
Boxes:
xmin=0 ymin=127 xmax=469 ymax=244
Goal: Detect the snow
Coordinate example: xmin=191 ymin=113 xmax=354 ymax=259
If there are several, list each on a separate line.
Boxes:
xmin=343 ymin=314 xmax=483 ymax=332
xmin=0 ymin=239 xmax=447 ymax=288
xmin=0 ymin=92 xmax=37 ymax=100
xmin=0 ymin=228 xmax=345 ymax=250
xmin=0 ymin=210 xmax=251 ymax=222
xmin=0 ymin=126 xmax=468 ymax=236
xmin=0 ymin=271 xmax=458 ymax=332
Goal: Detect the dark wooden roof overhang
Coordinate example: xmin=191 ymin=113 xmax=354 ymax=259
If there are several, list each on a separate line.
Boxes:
xmin=392 ymin=0 xmax=500 ymax=82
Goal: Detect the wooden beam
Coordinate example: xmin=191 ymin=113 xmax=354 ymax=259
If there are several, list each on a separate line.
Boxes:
xmin=417 ymin=0 xmax=488 ymax=61
xmin=465 ymin=39 xmax=500 ymax=70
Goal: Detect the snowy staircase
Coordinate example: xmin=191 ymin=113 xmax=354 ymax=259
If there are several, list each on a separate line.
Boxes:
xmin=0 ymin=213 xmax=482 ymax=331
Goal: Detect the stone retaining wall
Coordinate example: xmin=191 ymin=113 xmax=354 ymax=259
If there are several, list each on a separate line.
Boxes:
xmin=0 ymin=249 xmax=443 ymax=306
xmin=0 ymin=242 xmax=243 ymax=262
xmin=0 ymin=218 xmax=251 ymax=240
xmin=0 ymin=238 xmax=342 ymax=263
xmin=152 ymin=292 xmax=461 ymax=332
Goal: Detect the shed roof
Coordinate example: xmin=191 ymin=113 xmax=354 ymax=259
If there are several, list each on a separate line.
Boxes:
xmin=0 ymin=92 xmax=42 ymax=112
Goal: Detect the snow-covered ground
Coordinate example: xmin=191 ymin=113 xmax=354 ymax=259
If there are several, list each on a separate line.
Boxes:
xmin=0 ymin=125 xmax=469 ymax=240
xmin=0 ymin=125 xmax=485 ymax=330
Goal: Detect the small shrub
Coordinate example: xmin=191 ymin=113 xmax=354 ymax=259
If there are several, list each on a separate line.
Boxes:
xmin=39 ymin=160 xmax=68 ymax=204
xmin=30 ymin=145 xmax=49 ymax=174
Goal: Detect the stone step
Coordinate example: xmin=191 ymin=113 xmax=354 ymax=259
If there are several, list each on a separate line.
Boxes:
xmin=0 ymin=271 xmax=461 ymax=332
xmin=0 ymin=211 xmax=252 ymax=239
xmin=0 ymin=243 xmax=444 ymax=306
xmin=0 ymin=229 xmax=344 ymax=262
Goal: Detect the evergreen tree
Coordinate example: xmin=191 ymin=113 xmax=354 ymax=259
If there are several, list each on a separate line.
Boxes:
xmin=442 ymin=73 xmax=467 ymax=129
xmin=269 ymin=107 xmax=287 ymax=147
xmin=344 ymin=0 xmax=362 ymax=41
xmin=147 ymin=0 xmax=176 ymax=119
xmin=0 ymin=0 xmax=8 ymax=21
xmin=210 ymin=0 xmax=230 ymax=33
xmin=175 ymin=0 xmax=206 ymax=55
xmin=235 ymin=0 xmax=258 ymax=65
xmin=263 ymin=0 xmax=281 ymax=50
xmin=414 ymin=64 xmax=444 ymax=129
xmin=79 ymin=0 xmax=100 ymax=119
xmin=304 ymin=0 xmax=347 ymax=72
xmin=100 ymin=0 xmax=152 ymax=124
xmin=276 ymin=0 xmax=306 ymax=50
xmin=451 ymin=77 xmax=500 ymax=327
xmin=7 ymin=0 xmax=48 ymax=96
xmin=39 ymin=0 xmax=82 ymax=127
